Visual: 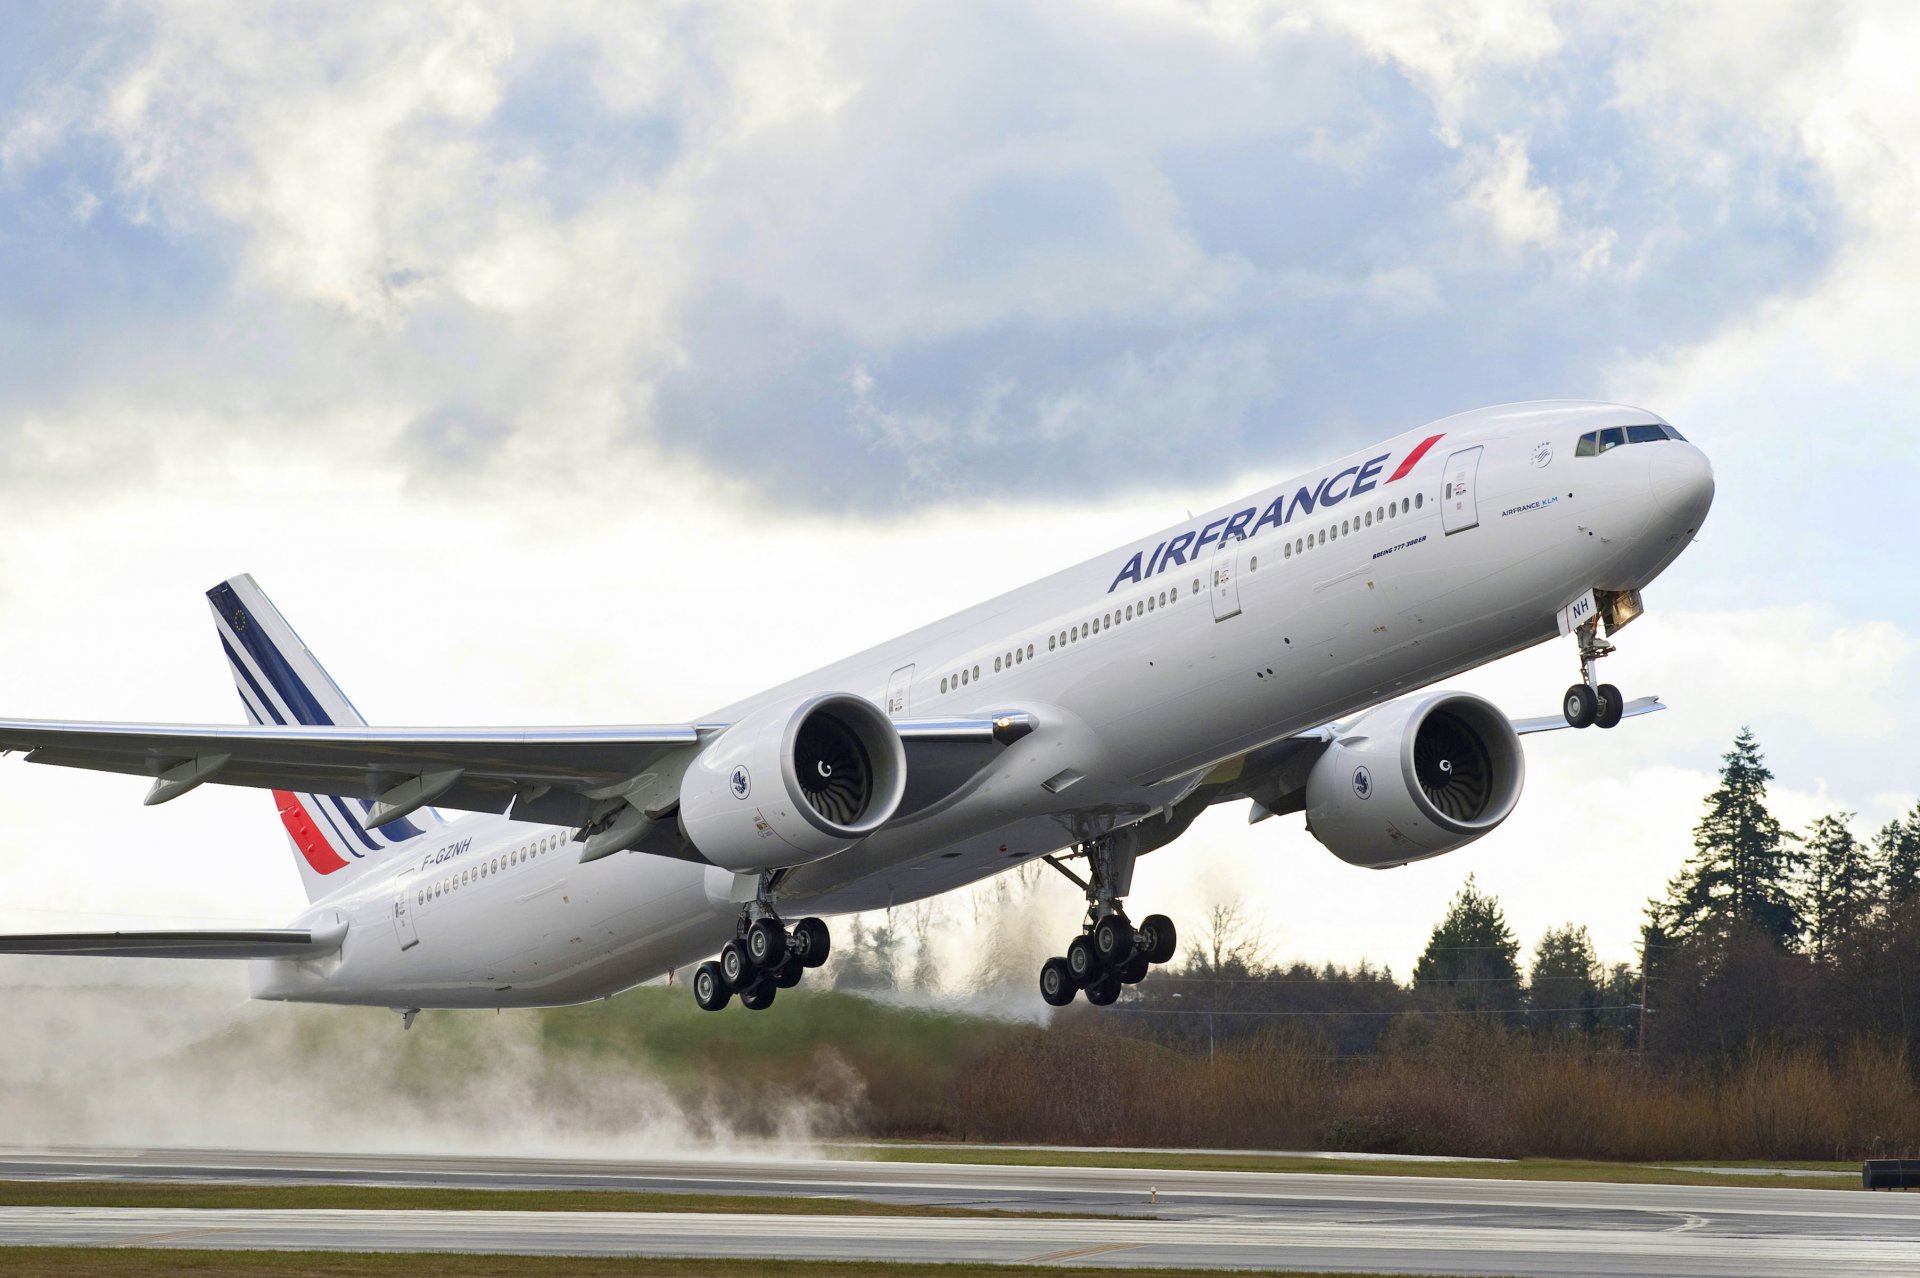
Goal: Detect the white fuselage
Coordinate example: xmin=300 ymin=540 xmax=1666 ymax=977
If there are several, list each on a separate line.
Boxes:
xmin=254 ymin=401 xmax=1714 ymax=1009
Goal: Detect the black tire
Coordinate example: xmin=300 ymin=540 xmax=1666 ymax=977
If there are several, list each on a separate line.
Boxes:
xmin=746 ymin=918 xmax=786 ymax=968
xmin=1118 ymin=952 xmax=1150 ymax=985
xmin=1595 ymin=683 xmax=1624 ymax=730
xmin=1563 ymin=683 xmax=1598 ymax=729
xmin=772 ymin=959 xmax=803 ymax=988
xmin=1139 ymin=914 xmax=1178 ymax=965
xmin=790 ymin=917 xmax=832 ymax=968
xmin=692 ymin=961 xmax=731 ymax=1012
xmin=739 ymin=981 xmax=776 ymax=1011
xmin=1066 ymin=934 xmax=1100 ymax=984
xmin=720 ymin=939 xmax=752 ymax=989
xmin=1084 ymin=974 xmax=1122 ymax=1006
xmin=1039 ymin=957 xmax=1077 ymax=1007
xmin=1093 ymin=914 xmax=1135 ymax=968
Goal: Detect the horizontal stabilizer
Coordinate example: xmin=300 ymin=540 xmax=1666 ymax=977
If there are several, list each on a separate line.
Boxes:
xmin=0 ymin=922 xmax=345 ymax=960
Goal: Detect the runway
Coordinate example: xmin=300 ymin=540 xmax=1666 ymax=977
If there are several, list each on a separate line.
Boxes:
xmin=3 ymin=1145 xmax=1918 ymax=1275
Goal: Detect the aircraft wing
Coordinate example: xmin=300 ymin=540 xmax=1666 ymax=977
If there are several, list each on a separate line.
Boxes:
xmin=0 ymin=714 xmax=1031 ymax=829
xmin=0 ymin=925 xmax=344 ymax=960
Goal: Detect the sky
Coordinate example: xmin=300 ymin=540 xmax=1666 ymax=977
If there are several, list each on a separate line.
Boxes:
xmin=0 ymin=0 xmax=1917 ymax=985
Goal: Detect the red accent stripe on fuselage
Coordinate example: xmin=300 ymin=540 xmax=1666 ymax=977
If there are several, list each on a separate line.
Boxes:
xmin=274 ymin=790 xmax=351 ymax=875
xmin=1387 ymin=433 xmax=1445 ymax=482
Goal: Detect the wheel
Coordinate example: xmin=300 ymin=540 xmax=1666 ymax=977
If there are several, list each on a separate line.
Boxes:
xmin=739 ymin=980 xmax=777 ymax=1011
xmin=1594 ymin=683 xmax=1624 ymax=729
xmin=1118 ymin=952 xmax=1150 ymax=985
xmin=1084 ymin=974 xmax=1122 ymax=1006
xmin=772 ymin=959 xmax=803 ymax=988
xmin=789 ymin=917 xmax=832 ymax=968
xmin=1039 ymin=957 xmax=1077 ymax=1007
xmin=1066 ymin=934 xmax=1100 ymax=984
xmin=692 ymin=961 xmax=731 ymax=1011
xmin=1563 ymin=683 xmax=1598 ymax=729
xmin=720 ymin=939 xmax=752 ymax=989
xmin=1093 ymin=914 xmax=1135 ymax=968
xmin=1138 ymin=914 xmax=1177 ymax=965
xmin=745 ymin=917 xmax=787 ymax=968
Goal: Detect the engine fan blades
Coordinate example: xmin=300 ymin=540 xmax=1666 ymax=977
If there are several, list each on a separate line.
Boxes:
xmin=1413 ymin=710 xmax=1494 ymax=822
xmin=794 ymin=712 xmax=874 ymax=827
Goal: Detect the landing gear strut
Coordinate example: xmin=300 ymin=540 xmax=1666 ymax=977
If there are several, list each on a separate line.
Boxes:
xmin=693 ymin=892 xmax=832 ymax=1012
xmin=1037 ymin=832 xmax=1178 ymax=1008
xmin=1563 ymin=617 xmax=1625 ymax=730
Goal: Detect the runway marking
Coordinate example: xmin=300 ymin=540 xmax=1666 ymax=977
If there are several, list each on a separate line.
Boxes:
xmin=118 ymin=1226 xmax=235 ymax=1246
xmin=1022 ymin=1241 xmax=1140 ymax=1263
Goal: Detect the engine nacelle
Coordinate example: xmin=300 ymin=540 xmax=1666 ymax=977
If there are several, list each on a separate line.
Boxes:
xmin=679 ymin=692 xmax=907 ymax=874
xmin=1304 ymin=691 xmax=1525 ymax=868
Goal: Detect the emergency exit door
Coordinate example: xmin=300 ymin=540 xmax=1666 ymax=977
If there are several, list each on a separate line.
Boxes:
xmin=885 ymin=664 xmax=914 ymax=717
xmin=1441 ymin=445 xmax=1483 ymax=535
xmin=393 ymin=875 xmax=419 ymax=951
xmin=1210 ymin=539 xmax=1243 ymax=622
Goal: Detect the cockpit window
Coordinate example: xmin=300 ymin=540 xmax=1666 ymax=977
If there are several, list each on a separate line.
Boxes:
xmin=1575 ymin=423 xmax=1681 ymax=455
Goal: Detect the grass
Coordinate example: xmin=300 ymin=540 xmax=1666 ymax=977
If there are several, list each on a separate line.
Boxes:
xmin=0 ymin=1252 xmax=1438 ymax=1278
xmin=857 ymin=1143 xmax=1861 ymax=1189
xmin=0 ymin=1181 xmax=1102 ymax=1219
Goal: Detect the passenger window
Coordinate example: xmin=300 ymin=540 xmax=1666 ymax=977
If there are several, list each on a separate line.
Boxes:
xmin=1627 ymin=424 xmax=1667 ymax=444
xmin=1192 ymin=578 xmax=1201 ymax=594
xmin=994 ymin=656 xmax=1002 ymax=673
xmin=1049 ymin=636 xmax=1056 ymax=650
xmin=1364 ymin=511 xmax=1372 ymax=527
xmin=1414 ymin=494 xmax=1423 ymax=510
xmin=1170 ymin=587 xmax=1177 ymax=601
xmin=1249 ymin=556 xmax=1258 ymax=570
xmin=1026 ymin=644 xmax=1034 ymax=658
xmin=941 ymin=677 xmax=948 ymax=693
xmin=1284 ymin=543 xmax=1291 ymax=559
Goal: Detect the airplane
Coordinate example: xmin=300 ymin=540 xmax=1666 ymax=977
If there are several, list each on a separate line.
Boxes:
xmin=0 ymin=400 xmax=1713 ymax=1019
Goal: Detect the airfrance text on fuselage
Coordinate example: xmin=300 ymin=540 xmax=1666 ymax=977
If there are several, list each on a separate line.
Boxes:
xmin=1107 ymin=441 xmax=1430 ymax=594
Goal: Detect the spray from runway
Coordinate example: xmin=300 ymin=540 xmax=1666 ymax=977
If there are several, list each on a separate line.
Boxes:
xmin=0 ymin=959 xmax=859 ymax=1157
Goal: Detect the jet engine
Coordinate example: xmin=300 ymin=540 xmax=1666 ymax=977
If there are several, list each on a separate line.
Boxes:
xmin=679 ymin=692 xmax=907 ymax=874
xmin=1303 ymin=691 xmax=1524 ymax=868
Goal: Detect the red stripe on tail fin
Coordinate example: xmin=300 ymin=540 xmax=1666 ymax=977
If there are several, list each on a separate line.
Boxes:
xmin=1387 ymin=433 xmax=1445 ymax=482
xmin=274 ymin=790 xmax=351 ymax=876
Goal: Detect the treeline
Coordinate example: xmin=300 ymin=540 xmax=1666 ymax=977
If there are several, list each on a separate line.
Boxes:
xmin=1051 ymin=728 xmax=1920 ymax=1068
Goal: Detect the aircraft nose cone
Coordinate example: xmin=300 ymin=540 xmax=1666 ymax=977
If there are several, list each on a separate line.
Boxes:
xmin=1651 ymin=443 xmax=1715 ymax=530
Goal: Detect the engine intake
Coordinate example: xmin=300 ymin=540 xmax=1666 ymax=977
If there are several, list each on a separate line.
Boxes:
xmin=680 ymin=693 xmax=907 ymax=874
xmin=1303 ymin=691 xmax=1524 ymax=868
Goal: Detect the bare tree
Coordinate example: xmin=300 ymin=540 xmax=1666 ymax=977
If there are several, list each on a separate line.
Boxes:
xmin=1184 ymin=898 xmax=1269 ymax=977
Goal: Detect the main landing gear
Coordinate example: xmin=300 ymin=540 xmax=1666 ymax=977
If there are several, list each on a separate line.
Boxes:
xmin=692 ymin=913 xmax=831 ymax=1012
xmin=1037 ymin=832 xmax=1179 ymax=1008
xmin=1562 ymin=616 xmax=1625 ymax=730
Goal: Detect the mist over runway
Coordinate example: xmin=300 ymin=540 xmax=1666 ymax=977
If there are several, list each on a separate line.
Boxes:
xmin=2 ymin=1146 xmax=1917 ymax=1275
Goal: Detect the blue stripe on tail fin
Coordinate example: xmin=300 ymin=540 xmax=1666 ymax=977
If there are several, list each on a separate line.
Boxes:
xmin=207 ymin=575 xmax=440 ymax=902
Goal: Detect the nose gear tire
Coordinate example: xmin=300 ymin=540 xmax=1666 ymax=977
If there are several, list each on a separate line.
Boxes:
xmin=1563 ymin=684 xmax=1598 ymax=729
xmin=1594 ymin=683 xmax=1624 ymax=729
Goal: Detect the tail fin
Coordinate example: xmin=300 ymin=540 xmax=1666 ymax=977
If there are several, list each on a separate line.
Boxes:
xmin=206 ymin=574 xmax=442 ymax=902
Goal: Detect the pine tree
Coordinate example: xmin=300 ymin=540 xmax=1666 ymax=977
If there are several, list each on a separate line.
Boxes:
xmin=1662 ymin=728 xmax=1803 ymax=950
xmin=1803 ymin=812 xmax=1876 ymax=959
xmin=1413 ymin=875 xmax=1522 ymax=1011
xmin=1528 ymin=923 xmax=1602 ymax=1033
xmin=1877 ymin=806 xmax=1920 ymax=908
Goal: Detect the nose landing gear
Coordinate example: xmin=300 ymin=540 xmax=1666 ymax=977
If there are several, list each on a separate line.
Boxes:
xmin=1563 ymin=616 xmax=1625 ymax=730
xmin=1036 ymin=832 xmax=1179 ymax=1007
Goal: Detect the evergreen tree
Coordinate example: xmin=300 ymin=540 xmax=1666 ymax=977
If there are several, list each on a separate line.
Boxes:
xmin=1528 ymin=923 xmax=1602 ymax=1033
xmin=1661 ymin=728 xmax=1803 ymax=950
xmin=1876 ymin=805 xmax=1920 ymax=908
xmin=1803 ymin=812 xmax=1876 ymax=959
xmin=1413 ymin=875 xmax=1522 ymax=1012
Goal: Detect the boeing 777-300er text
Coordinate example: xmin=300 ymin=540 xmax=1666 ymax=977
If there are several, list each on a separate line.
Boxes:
xmin=0 ymin=401 xmax=1712 ymax=1019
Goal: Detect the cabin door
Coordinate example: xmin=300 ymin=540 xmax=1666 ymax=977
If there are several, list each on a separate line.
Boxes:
xmin=1210 ymin=538 xmax=1243 ymax=622
xmin=393 ymin=875 xmax=419 ymax=952
xmin=885 ymin=664 xmax=915 ymax=717
xmin=1441 ymin=445 xmax=1484 ymax=535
